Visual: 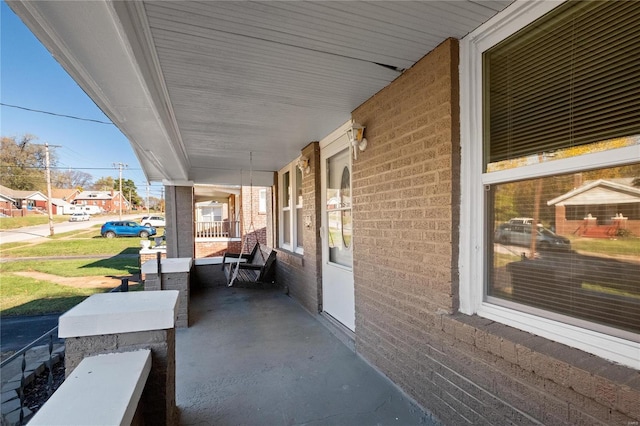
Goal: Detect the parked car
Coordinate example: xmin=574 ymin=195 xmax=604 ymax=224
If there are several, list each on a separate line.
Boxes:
xmin=494 ymin=223 xmax=571 ymax=251
xmin=140 ymin=215 xmax=165 ymax=227
xmin=101 ymin=221 xmax=157 ymax=238
xmin=508 ymin=217 xmax=535 ymax=225
xmin=69 ymin=212 xmax=90 ymax=222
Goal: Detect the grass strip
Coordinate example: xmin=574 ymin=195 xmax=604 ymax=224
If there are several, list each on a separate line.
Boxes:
xmin=0 ymin=274 xmax=108 ymax=316
xmin=0 ymin=216 xmax=68 ymax=230
xmin=569 ymin=237 xmax=640 ymax=257
xmin=0 ymin=257 xmax=140 ymax=277
xmin=0 ymin=236 xmax=141 ymax=257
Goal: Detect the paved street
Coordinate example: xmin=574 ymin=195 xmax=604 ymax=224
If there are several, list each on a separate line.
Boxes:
xmin=0 ymin=214 xmax=141 ymax=244
xmin=0 ymin=314 xmax=61 ymax=353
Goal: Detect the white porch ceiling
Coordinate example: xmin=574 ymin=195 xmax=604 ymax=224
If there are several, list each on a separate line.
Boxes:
xmin=8 ymin=0 xmax=512 ymax=186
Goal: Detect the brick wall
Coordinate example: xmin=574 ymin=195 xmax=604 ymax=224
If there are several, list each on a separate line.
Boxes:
xmin=275 ymin=142 xmax=323 ymax=315
xmin=240 ymin=186 xmax=268 ymax=251
xmin=195 ymin=241 xmax=236 ymax=258
xmin=349 ymin=38 xmax=639 ymax=424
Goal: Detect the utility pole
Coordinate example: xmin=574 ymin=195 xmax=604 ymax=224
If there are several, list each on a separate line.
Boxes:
xmin=146 ymin=184 xmax=150 ymax=214
xmin=113 ymin=162 xmax=128 ymax=220
xmin=44 ymin=143 xmax=54 ymax=236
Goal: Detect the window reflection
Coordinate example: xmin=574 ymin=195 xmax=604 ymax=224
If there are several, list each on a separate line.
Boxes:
xmin=488 ymin=164 xmax=640 ymax=334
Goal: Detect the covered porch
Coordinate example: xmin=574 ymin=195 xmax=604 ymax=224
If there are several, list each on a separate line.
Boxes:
xmin=177 ymin=280 xmax=434 ymax=425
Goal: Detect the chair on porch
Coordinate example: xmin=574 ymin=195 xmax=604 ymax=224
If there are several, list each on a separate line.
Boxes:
xmin=223 ymin=247 xmax=277 ymax=289
xmin=221 ymin=243 xmax=260 ymax=270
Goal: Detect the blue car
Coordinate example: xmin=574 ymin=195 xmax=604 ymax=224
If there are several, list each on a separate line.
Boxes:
xmin=101 ymin=221 xmax=157 ymax=238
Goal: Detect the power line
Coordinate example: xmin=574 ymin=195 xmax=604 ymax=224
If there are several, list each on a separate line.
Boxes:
xmin=1 ymin=165 xmax=142 ymax=171
xmin=0 ymin=102 xmax=114 ymax=125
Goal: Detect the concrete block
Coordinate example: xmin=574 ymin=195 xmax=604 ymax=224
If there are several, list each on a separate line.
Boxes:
xmin=1 ymin=390 xmax=17 ymax=404
xmin=3 ymin=406 xmax=32 ymax=426
xmin=24 ymin=361 xmax=46 ymax=376
xmin=65 ymin=335 xmax=118 ymax=354
xmin=117 ymin=330 xmax=168 ymax=346
xmin=1 ymin=381 xmax=21 ymax=394
xmin=6 ymin=371 xmax=34 ymax=387
xmin=1 ymin=397 xmax=21 ymax=414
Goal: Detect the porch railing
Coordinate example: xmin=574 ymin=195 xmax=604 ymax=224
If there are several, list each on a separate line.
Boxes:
xmin=196 ymin=220 xmax=240 ymax=238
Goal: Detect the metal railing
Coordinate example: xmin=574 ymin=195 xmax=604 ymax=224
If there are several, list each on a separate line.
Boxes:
xmin=0 ymin=279 xmax=131 ymax=425
xmin=195 ymin=220 xmax=240 ymax=238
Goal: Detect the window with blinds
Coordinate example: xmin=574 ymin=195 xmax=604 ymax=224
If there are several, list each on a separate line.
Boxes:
xmin=483 ymin=0 xmax=640 ymax=339
xmin=484 ymin=0 xmax=640 ymax=171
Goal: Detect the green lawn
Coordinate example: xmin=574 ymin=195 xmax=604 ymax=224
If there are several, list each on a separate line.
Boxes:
xmin=0 ymin=225 xmax=144 ymax=316
xmin=0 ymin=274 xmax=110 ymax=316
xmin=0 ymin=215 xmax=68 ymax=230
xmin=0 ymin=257 xmax=140 ymax=277
xmin=0 ymin=229 xmax=143 ymax=257
xmin=569 ymin=236 xmax=640 ymax=257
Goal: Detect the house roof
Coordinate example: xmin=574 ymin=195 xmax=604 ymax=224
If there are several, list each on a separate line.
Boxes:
xmin=51 ymin=198 xmax=73 ymax=207
xmin=0 ymin=184 xmax=47 ymax=201
xmin=50 ymin=188 xmax=80 ymax=201
xmin=75 ymin=191 xmax=121 ymax=200
xmin=0 ymin=193 xmax=16 ymax=203
xmin=7 ymin=0 xmax=512 ymax=186
xmin=547 ymin=179 xmax=640 ymax=206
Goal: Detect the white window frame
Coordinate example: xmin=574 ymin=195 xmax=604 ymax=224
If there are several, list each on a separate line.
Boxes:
xmin=278 ymin=161 xmax=304 ymax=254
xmin=459 ymin=0 xmax=640 ymax=369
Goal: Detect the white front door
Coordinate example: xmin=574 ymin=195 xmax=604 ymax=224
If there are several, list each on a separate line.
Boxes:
xmin=321 ymin=135 xmax=355 ymax=331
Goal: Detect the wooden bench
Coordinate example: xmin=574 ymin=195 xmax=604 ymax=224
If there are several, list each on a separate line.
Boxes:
xmin=221 ymin=243 xmax=259 ymax=270
xmin=223 ymin=246 xmax=277 ymax=288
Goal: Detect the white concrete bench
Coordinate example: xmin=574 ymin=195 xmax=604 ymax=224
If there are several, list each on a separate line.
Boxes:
xmin=29 ymin=350 xmax=151 ymax=426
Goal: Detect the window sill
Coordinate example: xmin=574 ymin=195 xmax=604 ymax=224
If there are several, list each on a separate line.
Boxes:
xmin=476 ymin=302 xmax=640 ymax=370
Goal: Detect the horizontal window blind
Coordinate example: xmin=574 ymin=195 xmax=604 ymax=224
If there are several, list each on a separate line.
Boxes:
xmin=484 ymin=0 xmax=640 ymax=167
xmin=488 ymin=166 xmax=640 ymax=337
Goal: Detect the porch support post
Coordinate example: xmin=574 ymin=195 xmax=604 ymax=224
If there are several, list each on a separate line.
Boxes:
xmin=164 ymin=183 xmax=194 ymax=259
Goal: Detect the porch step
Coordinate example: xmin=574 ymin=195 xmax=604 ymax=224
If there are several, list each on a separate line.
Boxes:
xmin=581 ymin=225 xmax=617 ymax=238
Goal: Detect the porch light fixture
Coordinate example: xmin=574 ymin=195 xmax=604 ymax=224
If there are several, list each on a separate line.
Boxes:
xmin=346 ymin=123 xmax=367 ymax=160
xmin=297 ymin=155 xmax=310 ymax=175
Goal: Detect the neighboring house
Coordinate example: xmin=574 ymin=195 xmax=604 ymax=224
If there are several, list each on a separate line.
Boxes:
xmin=0 ymin=193 xmax=16 ymax=215
xmin=10 ymin=1 xmax=639 ymax=425
xmin=548 ymin=179 xmax=640 ymax=237
xmin=74 ymin=190 xmax=127 ymax=213
xmin=0 ymin=184 xmax=48 ymax=212
xmin=50 ymin=198 xmax=76 ymax=215
xmin=50 ymin=188 xmax=81 ymax=204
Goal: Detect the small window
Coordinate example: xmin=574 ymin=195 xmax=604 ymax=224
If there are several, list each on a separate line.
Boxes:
xmin=279 ymin=161 xmax=304 ymax=254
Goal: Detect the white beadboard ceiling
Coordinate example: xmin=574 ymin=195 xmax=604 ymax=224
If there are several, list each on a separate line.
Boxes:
xmin=8 ymin=0 xmax=512 ymax=186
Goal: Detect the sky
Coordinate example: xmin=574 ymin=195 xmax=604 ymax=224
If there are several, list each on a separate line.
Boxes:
xmin=0 ymin=1 xmax=163 ymax=200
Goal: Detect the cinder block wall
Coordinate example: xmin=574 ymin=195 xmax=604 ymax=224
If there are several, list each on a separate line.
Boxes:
xmin=275 ymin=142 xmax=323 ymax=315
xmin=65 ymin=329 xmax=177 ymax=425
xmin=165 ymin=185 xmax=194 ymax=259
xmin=351 ymin=38 xmax=639 ymax=425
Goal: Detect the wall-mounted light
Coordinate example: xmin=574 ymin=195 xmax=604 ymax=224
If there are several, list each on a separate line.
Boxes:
xmin=297 ymin=155 xmax=310 ymax=175
xmin=346 ymin=123 xmax=367 ymax=160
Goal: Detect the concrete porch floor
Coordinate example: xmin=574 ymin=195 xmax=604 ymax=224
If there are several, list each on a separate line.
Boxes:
xmin=175 ymin=283 xmax=437 ymax=426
